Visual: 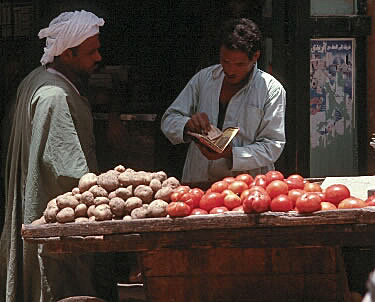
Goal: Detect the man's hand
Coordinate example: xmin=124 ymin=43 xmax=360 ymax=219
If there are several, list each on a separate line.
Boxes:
xmin=196 ymin=142 xmax=232 ymax=160
xmin=184 ymin=112 xmax=211 ymax=135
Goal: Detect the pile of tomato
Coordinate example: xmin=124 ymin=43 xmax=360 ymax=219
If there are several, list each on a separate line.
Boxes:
xmin=166 ymin=170 xmax=375 ymax=218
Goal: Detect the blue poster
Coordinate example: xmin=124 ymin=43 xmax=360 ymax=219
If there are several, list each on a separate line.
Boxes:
xmin=310 ymin=39 xmax=357 ymax=177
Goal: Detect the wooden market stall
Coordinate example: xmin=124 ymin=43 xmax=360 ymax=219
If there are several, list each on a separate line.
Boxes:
xmin=22 ymin=208 xmax=375 ymax=302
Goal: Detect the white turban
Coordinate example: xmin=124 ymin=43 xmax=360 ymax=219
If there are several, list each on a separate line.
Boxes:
xmin=38 ymin=10 xmax=105 ymax=66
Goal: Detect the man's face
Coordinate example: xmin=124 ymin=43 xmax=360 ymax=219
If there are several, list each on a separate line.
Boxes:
xmin=70 ymin=34 xmax=102 ymax=77
xmin=220 ymin=45 xmax=258 ymax=85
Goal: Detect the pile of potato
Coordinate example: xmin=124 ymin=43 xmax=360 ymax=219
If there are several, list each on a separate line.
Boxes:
xmin=39 ymin=165 xmax=180 ymax=224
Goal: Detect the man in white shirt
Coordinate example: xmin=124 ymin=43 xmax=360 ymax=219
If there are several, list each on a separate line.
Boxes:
xmin=161 ymin=18 xmax=286 ymax=183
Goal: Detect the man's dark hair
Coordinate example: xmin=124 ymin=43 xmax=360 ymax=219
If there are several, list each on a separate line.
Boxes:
xmin=219 ymin=18 xmax=262 ymax=59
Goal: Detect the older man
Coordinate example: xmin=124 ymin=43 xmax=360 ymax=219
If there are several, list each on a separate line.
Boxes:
xmin=0 ymin=10 xmax=107 ymax=302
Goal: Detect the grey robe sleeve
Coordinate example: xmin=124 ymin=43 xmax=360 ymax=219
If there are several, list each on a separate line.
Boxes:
xmin=24 ymin=86 xmax=90 ymax=222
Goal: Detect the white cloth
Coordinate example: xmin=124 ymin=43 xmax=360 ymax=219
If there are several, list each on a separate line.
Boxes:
xmin=161 ymin=64 xmax=286 ymax=183
xmin=38 ymin=10 xmax=104 ymax=66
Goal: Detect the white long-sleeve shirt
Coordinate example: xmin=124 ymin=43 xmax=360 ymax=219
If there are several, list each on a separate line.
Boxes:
xmin=161 ymin=64 xmax=286 ymax=183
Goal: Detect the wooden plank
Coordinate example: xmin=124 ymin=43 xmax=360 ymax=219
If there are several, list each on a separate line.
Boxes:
xmin=23 ymin=222 xmax=375 ymax=253
xmin=141 ymin=248 xmax=269 ymax=276
xmin=144 ymin=274 xmax=338 ymax=302
xmin=22 ymin=208 xmax=375 ymax=239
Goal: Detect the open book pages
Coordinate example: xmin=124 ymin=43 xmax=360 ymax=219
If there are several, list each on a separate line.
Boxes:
xmin=187 ymin=125 xmax=240 ymax=153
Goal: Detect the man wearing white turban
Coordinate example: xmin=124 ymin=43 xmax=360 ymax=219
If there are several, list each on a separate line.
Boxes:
xmin=0 ymin=10 xmax=113 ymax=302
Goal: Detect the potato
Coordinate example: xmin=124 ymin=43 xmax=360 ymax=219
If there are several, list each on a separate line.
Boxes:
xmin=78 ymin=172 xmax=98 ymax=192
xmin=126 ymin=185 xmax=133 ymax=195
xmin=118 ymin=172 xmax=133 ymax=187
xmin=162 ymin=177 xmax=180 ymax=189
xmin=109 ymin=197 xmax=126 ymax=217
xmin=46 ymin=198 xmax=57 ymax=209
xmin=94 ymin=204 xmax=113 ymax=221
xmin=114 ymin=165 xmax=126 ymax=173
xmin=131 ymin=204 xmax=149 ymax=219
xmin=115 ymin=187 xmax=133 ymax=200
xmin=89 ymin=215 xmax=96 ymax=222
xmin=154 ymin=187 xmax=173 ymax=202
xmin=81 ymin=191 xmax=95 ymax=207
xmin=56 ymin=207 xmax=75 ymax=223
xmin=74 ymin=203 xmax=88 ymax=218
xmin=56 ymin=195 xmax=79 ymax=209
xmin=149 ymin=179 xmax=162 ymax=193
xmin=131 ymin=171 xmax=151 ymax=187
xmin=125 ymin=168 xmax=135 ymax=173
xmin=147 ymin=199 xmax=168 ymax=218
xmin=74 ymin=193 xmax=82 ymax=201
xmin=75 ymin=217 xmax=89 ymax=223
xmin=134 ymin=185 xmax=154 ymax=204
xmin=89 ymin=185 xmax=108 ymax=198
xmin=108 ymin=191 xmax=117 ymax=199
xmin=97 ymin=170 xmax=120 ymax=192
xmin=44 ymin=206 xmax=59 ymax=223
xmin=94 ymin=196 xmax=110 ymax=206
xmin=151 ymin=171 xmax=168 ymax=183
xmin=72 ymin=187 xmax=80 ymax=195
xmin=87 ymin=205 xmax=96 ymax=218
xmin=31 ymin=216 xmax=46 ymax=226
xmin=124 ymin=197 xmax=143 ymax=214
xmin=123 ymin=215 xmax=132 ymax=221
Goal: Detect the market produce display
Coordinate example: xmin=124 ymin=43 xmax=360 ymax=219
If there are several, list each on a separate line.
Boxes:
xmin=32 ymin=167 xmax=375 ymax=225
xmin=33 ymin=165 xmax=180 ymax=225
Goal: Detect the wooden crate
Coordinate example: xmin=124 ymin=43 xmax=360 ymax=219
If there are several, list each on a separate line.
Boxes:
xmin=140 ymin=246 xmax=347 ymax=302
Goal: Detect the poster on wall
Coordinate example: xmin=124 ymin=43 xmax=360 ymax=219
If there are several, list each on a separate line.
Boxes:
xmin=310 ymin=38 xmax=357 ymax=177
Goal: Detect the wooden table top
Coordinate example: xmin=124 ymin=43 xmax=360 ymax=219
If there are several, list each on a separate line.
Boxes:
xmin=21 ymin=208 xmax=375 ymax=254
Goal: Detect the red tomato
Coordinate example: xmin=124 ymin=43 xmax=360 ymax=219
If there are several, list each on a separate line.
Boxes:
xmin=240 ymin=189 xmax=252 ymax=202
xmin=324 ymin=184 xmax=351 ymax=206
xmin=295 ymin=192 xmax=322 ymax=213
xmin=288 ymin=189 xmax=305 ymax=208
xmin=235 ymin=173 xmax=254 ymax=185
xmin=365 ymin=195 xmax=375 ymax=207
xmin=190 ymin=208 xmax=209 ymax=215
xmin=252 ymin=174 xmax=268 ymax=188
xmin=265 ymin=170 xmax=284 ymax=184
xmin=287 ymin=174 xmax=305 ymax=182
xmin=189 ymin=187 xmax=204 ymax=205
xmin=266 ymin=180 xmax=289 ymax=199
xmin=167 ymin=201 xmax=191 ymax=217
xmin=243 ymin=191 xmax=271 ymax=213
xmin=180 ymin=192 xmax=198 ymax=210
xmin=170 ymin=191 xmax=182 ymax=202
xmin=304 ymin=182 xmax=322 ymax=192
xmin=317 ymin=191 xmax=326 ymax=202
xmin=321 ymin=202 xmax=337 ymax=211
xmin=223 ymin=192 xmax=242 ymax=210
xmin=222 ymin=189 xmax=234 ymax=196
xmin=211 ymin=180 xmax=229 ymax=193
xmin=170 ymin=185 xmax=191 ymax=202
xmin=231 ymin=205 xmax=244 ymax=212
xmin=228 ymin=180 xmax=248 ymax=195
xmin=223 ymin=176 xmax=236 ymax=183
xmin=284 ymin=178 xmax=304 ymax=190
xmin=175 ymin=185 xmax=191 ymax=194
xmin=270 ymin=194 xmax=293 ymax=212
xmin=199 ymin=192 xmax=224 ymax=212
xmin=240 ymin=186 xmax=267 ymax=202
xmin=209 ymin=206 xmax=229 ymax=214
xmin=338 ymin=197 xmax=366 ymax=209
xmin=249 ymin=185 xmax=268 ymax=194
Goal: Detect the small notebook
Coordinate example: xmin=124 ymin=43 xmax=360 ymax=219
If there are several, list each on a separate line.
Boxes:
xmin=187 ymin=125 xmax=239 ymax=153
